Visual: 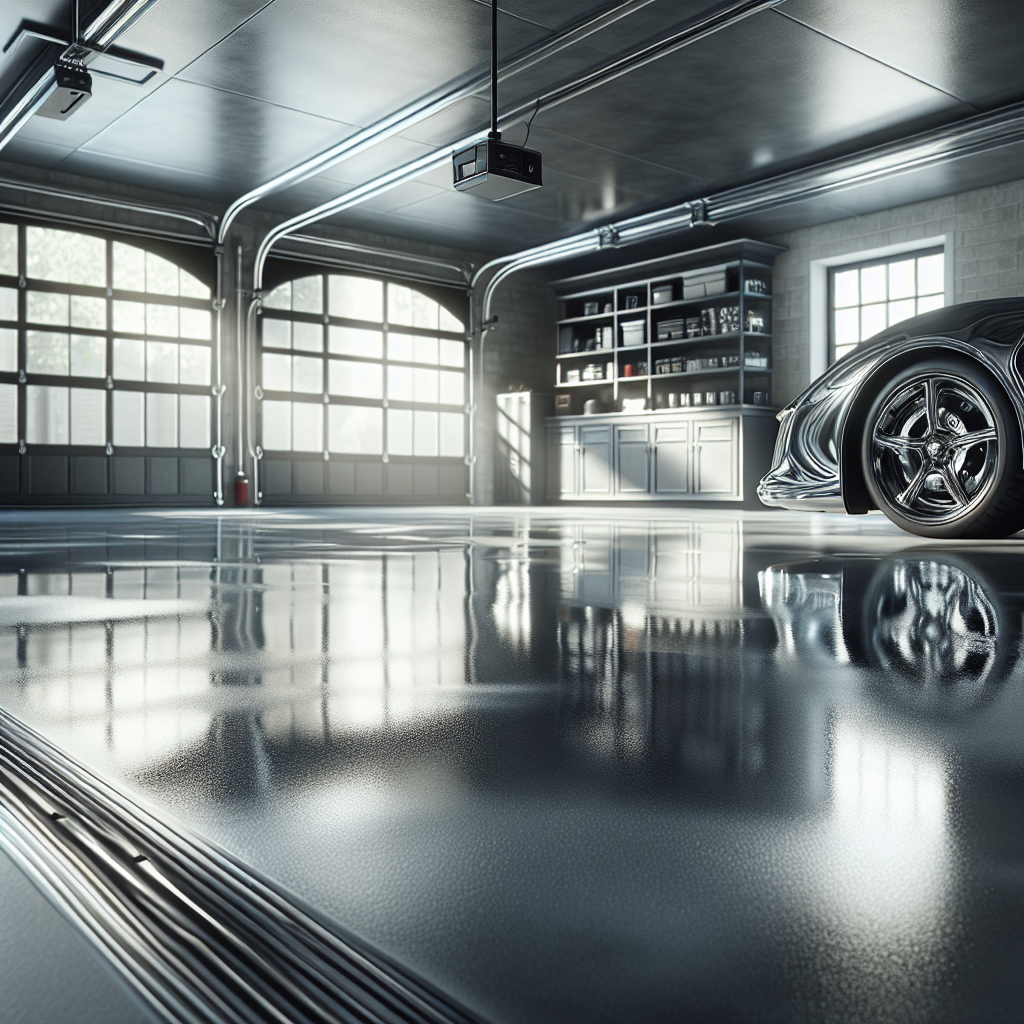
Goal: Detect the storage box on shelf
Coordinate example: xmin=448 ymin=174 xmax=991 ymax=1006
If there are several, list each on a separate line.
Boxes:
xmin=548 ymin=239 xmax=784 ymax=503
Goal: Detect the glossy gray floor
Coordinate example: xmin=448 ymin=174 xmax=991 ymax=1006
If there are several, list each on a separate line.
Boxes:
xmin=1 ymin=506 xmax=1022 ymax=1024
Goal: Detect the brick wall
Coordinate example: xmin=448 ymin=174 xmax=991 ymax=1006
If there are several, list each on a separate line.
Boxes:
xmin=767 ymin=177 xmax=1024 ymax=406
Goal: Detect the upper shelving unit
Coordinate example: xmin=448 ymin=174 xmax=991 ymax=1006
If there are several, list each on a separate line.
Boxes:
xmin=551 ymin=239 xmax=784 ymax=416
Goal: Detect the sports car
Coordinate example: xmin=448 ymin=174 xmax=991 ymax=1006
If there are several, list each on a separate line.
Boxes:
xmin=758 ymin=298 xmax=1024 ymax=538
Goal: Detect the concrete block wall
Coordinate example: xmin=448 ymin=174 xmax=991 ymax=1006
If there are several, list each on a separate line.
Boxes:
xmin=475 ymin=268 xmax=558 ymax=505
xmin=767 ymin=177 xmax=1024 ymax=406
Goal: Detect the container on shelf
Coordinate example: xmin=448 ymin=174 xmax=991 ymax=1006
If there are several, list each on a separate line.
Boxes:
xmin=752 ymin=391 xmax=769 ymax=405
xmin=622 ymin=398 xmax=647 ymax=412
xmin=652 ymin=285 xmax=674 ymax=305
xmin=719 ymin=390 xmax=737 ymax=405
xmin=683 ymin=270 xmax=726 ymax=299
xmin=621 ymin=321 xmax=645 ymax=347
xmin=746 ymin=310 xmax=766 ymax=332
xmin=583 ymin=399 xmax=601 ymax=415
xmin=704 ymin=391 xmax=718 ymax=405
xmin=583 ymin=301 xmax=600 ymax=316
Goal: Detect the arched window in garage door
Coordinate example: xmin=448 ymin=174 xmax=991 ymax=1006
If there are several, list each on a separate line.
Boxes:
xmin=0 ymin=221 xmax=215 ymax=504
xmin=257 ymin=271 xmax=468 ymax=503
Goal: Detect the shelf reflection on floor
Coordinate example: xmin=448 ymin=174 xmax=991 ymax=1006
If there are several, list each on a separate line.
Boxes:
xmin=0 ymin=508 xmax=1022 ymax=1023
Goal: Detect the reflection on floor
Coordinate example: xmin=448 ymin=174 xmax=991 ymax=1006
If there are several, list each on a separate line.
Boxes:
xmin=1 ymin=507 xmax=1022 ymax=1023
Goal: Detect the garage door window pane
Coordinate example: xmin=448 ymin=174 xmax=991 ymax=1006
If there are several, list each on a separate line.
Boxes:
xmin=262 ymin=353 xmax=291 ymax=391
xmin=292 ymin=402 xmax=323 ymax=452
xmin=439 ymin=338 xmax=464 ymax=367
xmin=113 ymin=301 xmax=145 ymax=333
xmin=27 ymin=331 xmax=69 ymax=375
xmin=329 ymin=360 xmax=382 ymax=399
xmin=0 ymin=383 xmax=17 ymax=443
xmin=263 ymin=282 xmax=291 ymax=311
xmin=329 ymin=405 xmax=382 ymax=454
xmin=0 ymin=224 xmax=15 ymax=276
xmin=180 ymin=307 xmax=211 ymax=340
xmin=0 ymin=287 xmax=16 ymax=321
xmin=70 ymin=388 xmax=105 ymax=445
xmin=292 ymin=321 xmax=322 ymax=353
xmin=27 ymin=385 xmax=69 ymax=444
xmin=263 ymin=318 xmax=291 ymax=349
xmin=71 ymin=335 xmax=105 ymax=377
xmin=439 ymin=412 xmax=464 ymax=457
xmin=388 ymin=333 xmax=414 ymax=363
xmin=147 ymin=303 xmax=178 ymax=338
xmin=292 ymin=276 xmax=322 ymax=314
xmin=27 ymin=227 xmax=104 ymax=287
xmin=413 ymin=410 xmax=438 ymax=457
xmin=329 ymin=275 xmax=382 ymax=322
xmin=329 ymin=326 xmax=381 ymax=359
xmin=388 ymin=365 xmax=413 ymax=401
xmin=439 ymin=307 xmax=463 ymax=333
xmin=147 ymin=341 xmax=178 ymax=383
xmin=439 ymin=370 xmax=463 ymax=406
xmin=27 ymin=291 xmax=69 ymax=326
xmin=71 ymin=295 xmax=106 ymax=330
xmin=263 ymin=400 xmax=292 ymax=450
xmin=292 ymin=356 xmax=323 ymax=394
xmin=113 ymin=391 xmax=144 ymax=447
xmin=179 ymin=394 xmax=210 ymax=448
xmin=179 ymin=344 xmax=211 ymax=385
xmin=389 ymin=284 xmax=437 ymax=329
xmin=113 ymin=241 xmax=145 ymax=292
xmin=114 ymin=338 xmax=145 ymax=381
xmin=0 ymin=328 xmax=15 ymax=372
xmin=147 ymin=392 xmax=178 ymax=447
xmin=413 ymin=336 xmax=438 ymax=365
xmin=413 ymin=367 xmax=438 ymax=404
xmin=388 ymin=409 xmax=412 ymax=455
xmin=146 ymin=253 xmax=179 ymax=296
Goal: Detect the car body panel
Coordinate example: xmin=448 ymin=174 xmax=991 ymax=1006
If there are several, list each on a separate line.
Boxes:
xmin=758 ymin=299 xmax=1024 ymax=513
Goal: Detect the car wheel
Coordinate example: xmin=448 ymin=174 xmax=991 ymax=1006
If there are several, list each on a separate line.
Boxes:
xmin=861 ymin=357 xmax=1024 ymax=538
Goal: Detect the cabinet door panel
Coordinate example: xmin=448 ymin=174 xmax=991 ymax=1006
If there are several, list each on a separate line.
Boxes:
xmin=694 ymin=417 xmax=738 ymax=496
xmin=616 ymin=425 xmax=648 ymax=494
xmin=653 ymin=423 xmax=689 ymax=494
xmin=580 ymin=426 xmax=611 ymax=494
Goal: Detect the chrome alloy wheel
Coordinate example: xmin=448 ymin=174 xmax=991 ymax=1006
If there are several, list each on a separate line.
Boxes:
xmin=868 ymin=372 xmax=1000 ymax=527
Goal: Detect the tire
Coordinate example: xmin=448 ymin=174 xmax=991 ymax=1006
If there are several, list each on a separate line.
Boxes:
xmin=860 ymin=357 xmax=1024 ymax=539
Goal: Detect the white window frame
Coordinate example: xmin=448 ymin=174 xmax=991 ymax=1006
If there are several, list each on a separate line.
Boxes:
xmin=808 ymin=234 xmax=953 ymax=380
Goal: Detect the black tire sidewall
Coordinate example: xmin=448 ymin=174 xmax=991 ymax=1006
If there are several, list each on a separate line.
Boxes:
xmin=860 ymin=357 xmax=1021 ymax=539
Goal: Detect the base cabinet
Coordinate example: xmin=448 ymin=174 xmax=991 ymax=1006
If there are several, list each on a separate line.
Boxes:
xmin=548 ymin=408 xmax=775 ymax=505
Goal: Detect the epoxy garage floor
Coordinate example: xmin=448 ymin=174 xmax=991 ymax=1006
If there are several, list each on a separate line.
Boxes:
xmin=1 ymin=507 xmax=1023 ymax=1024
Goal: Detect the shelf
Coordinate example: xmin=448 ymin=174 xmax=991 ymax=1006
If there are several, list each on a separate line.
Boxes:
xmin=649 ymin=367 xmax=774 ymax=381
xmin=557 ymin=348 xmax=616 ymax=360
xmin=648 ymin=331 xmax=771 ymax=349
xmin=617 ymin=306 xmax=647 ymax=315
xmin=648 ymin=290 xmax=772 ymax=312
xmin=556 ymin=378 xmax=613 ymax=388
xmin=558 ymin=312 xmax=615 ymax=324
xmin=617 ymin=375 xmax=650 ymax=382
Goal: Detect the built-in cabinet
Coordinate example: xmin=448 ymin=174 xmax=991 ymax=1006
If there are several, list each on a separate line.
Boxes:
xmin=547 ymin=407 xmax=776 ymax=504
xmin=546 ymin=239 xmax=783 ymax=506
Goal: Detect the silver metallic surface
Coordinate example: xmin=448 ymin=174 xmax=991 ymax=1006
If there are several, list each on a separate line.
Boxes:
xmin=1 ymin=507 xmax=1023 ymax=1023
xmin=758 ymin=299 xmax=1024 ymax=515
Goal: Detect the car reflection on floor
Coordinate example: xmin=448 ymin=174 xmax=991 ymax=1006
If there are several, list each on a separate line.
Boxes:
xmin=0 ymin=509 xmax=1022 ymax=1024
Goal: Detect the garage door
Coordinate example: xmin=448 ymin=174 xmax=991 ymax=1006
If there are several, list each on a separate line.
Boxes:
xmin=0 ymin=220 xmax=215 ymax=504
xmin=257 ymin=271 xmax=468 ymax=503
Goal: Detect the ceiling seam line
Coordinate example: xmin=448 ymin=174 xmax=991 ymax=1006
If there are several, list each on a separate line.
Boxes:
xmin=171 ymin=0 xmax=281 ymax=78
xmin=773 ymin=8 xmax=982 ymax=113
xmin=465 ymin=0 xmax=558 ymax=32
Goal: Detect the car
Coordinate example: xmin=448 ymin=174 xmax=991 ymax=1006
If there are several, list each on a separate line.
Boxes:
xmin=758 ymin=298 xmax=1024 ymax=538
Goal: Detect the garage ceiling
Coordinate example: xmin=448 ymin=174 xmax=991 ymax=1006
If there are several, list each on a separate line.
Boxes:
xmin=2 ymin=0 xmax=1024 ymax=254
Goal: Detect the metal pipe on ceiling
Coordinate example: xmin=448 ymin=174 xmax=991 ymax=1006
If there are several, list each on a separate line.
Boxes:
xmin=217 ymin=0 xmax=660 ymax=245
xmin=250 ymin=0 xmax=787 ymax=290
xmin=281 ymin=234 xmax=471 ymax=284
xmin=0 ymin=0 xmax=165 ymax=155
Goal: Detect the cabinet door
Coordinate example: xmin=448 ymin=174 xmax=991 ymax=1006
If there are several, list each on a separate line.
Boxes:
xmin=653 ymin=423 xmax=689 ymax=495
xmin=579 ymin=425 xmax=612 ymax=495
xmin=615 ymin=425 xmax=649 ymax=494
xmin=694 ymin=416 xmax=739 ymax=496
xmin=551 ymin=427 xmax=577 ymax=497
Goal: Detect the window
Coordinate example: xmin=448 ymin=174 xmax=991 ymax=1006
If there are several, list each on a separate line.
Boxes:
xmin=259 ymin=273 xmax=466 ymax=488
xmin=829 ymin=248 xmax=944 ymax=363
xmin=0 ymin=221 xmax=214 ymax=455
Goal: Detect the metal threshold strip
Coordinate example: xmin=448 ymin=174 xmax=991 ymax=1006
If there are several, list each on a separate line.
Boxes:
xmin=0 ymin=707 xmax=479 ymax=1024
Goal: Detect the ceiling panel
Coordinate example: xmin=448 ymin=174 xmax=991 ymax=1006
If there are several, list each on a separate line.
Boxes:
xmin=0 ymin=137 xmax=76 ymax=170
xmin=313 ymin=135 xmax=436 ymax=187
xmin=780 ymin=0 xmax=1024 ymax=110
xmin=100 ymin=0 xmax=272 ymax=78
xmin=533 ymin=9 xmax=971 ymax=192
xmin=75 ymin=79 xmax=359 ymax=190
xmin=174 ymin=0 xmax=550 ymax=128
xmin=55 ymin=147 xmax=231 ymax=199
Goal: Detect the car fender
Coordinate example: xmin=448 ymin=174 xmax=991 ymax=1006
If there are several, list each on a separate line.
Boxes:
xmin=837 ymin=338 xmax=1024 ymax=514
